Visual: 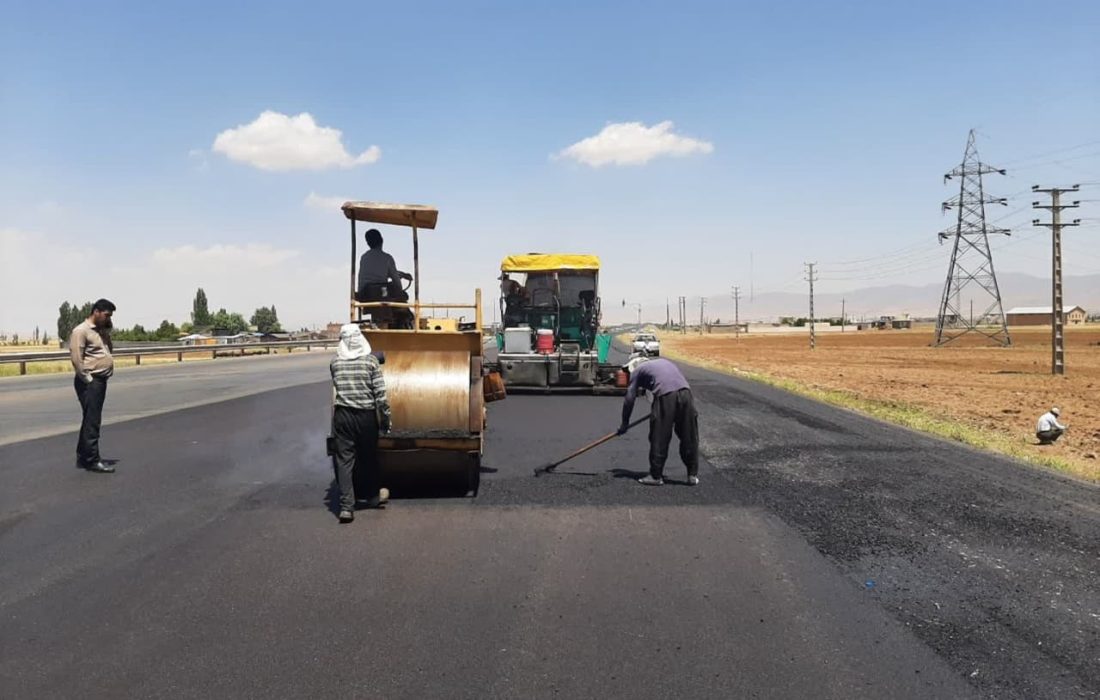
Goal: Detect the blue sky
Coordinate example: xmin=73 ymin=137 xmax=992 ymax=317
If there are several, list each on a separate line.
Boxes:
xmin=2 ymin=0 xmax=1098 ymax=333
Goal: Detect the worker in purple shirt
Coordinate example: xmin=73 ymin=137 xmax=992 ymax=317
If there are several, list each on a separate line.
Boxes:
xmin=618 ymin=356 xmax=700 ymax=486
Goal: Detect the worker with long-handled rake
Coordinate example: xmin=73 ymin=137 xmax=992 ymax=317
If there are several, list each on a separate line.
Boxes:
xmin=618 ymin=355 xmax=700 ymax=486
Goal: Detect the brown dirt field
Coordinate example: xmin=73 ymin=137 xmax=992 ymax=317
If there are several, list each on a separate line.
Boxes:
xmin=661 ymin=326 xmax=1100 ymax=480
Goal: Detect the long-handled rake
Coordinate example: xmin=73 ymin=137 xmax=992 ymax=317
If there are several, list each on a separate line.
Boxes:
xmin=533 ymin=414 xmax=649 ymax=477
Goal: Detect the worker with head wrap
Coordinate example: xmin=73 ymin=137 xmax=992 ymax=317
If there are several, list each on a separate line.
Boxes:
xmin=618 ymin=355 xmax=700 ymax=486
xmin=330 ymin=323 xmax=392 ymax=523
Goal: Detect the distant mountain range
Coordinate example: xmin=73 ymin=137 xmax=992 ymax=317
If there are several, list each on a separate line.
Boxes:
xmin=636 ymin=273 xmax=1100 ymax=323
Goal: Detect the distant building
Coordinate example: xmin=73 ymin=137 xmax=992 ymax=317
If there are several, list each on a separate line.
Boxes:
xmin=179 ymin=333 xmax=213 ymax=346
xmin=1005 ymin=305 xmax=1087 ymax=326
xmin=325 ymin=322 xmax=342 ymax=339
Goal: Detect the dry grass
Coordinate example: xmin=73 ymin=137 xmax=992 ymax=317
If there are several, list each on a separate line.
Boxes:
xmin=657 ymin=326 xmax=1100 ymax=481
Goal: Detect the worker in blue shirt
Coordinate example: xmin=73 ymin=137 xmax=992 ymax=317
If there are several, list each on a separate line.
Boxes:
xmin=618 ymin=356 xmax=700 ymax=486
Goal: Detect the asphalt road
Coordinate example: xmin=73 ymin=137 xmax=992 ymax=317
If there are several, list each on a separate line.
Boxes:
xmin=1 ymin=349 xmax=1098 ymax=698
xmin=0 ymin=350 xmax=333 ymax=446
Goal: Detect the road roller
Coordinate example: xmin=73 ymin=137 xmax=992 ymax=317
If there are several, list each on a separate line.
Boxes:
xmin=328 ymin=201 xmax=498 ymax=496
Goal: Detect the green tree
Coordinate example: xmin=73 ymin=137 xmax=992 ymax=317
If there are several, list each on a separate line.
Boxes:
xmin=227 ymin=312 xmax=249 ymax=334
xmin=212 ymin=308 xmax=248 ymax=334
xmin=154 ymin=320 xmax=180 ymax=341
xmin=58 ymin=302 xmax=73 ymax=341
xmin=58 ymin=300 xmax=94 ymax=345
xmin=250 ymin=305 xmax=282 ymax=333
xmin=192 ymin=288 xmax=212 ymax=327
xmin=180 ymin=321 xmax=194 ymax=335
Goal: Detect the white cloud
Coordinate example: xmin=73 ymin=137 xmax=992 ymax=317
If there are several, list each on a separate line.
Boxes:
xmin=304 ymin=192 xmax=348 ymax=211
xmin=0 ymin=229 xmax=347 ymax=335
xmin=212 ymin=111 xmax=381 ymax=171
xmin=152 ymin=243 xmax=299 ymax=268
xmin=556 ymin=120 xmax=714 ymax=167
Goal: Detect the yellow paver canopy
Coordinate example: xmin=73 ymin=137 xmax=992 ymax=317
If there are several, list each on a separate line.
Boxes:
xmin=501 ymin=254 xmax=601 ymax=273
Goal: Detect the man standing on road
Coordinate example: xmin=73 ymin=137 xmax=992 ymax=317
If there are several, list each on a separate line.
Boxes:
xmin=330 ymin=323 xmax=392 ymax=523
xmin=618 ymin=356 xmax=700 ymax=486
xmin=1036 ymin=406 xmax=1067 ymax=445
xmin=70 ymin=299 xmax=116 ymax=473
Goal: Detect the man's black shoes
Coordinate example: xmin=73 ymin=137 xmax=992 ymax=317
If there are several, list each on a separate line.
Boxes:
xmin=81 ymin=460 xmax=116 ymax=473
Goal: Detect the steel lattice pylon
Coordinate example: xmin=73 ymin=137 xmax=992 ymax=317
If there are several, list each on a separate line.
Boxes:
xmin=934 ymin=130 xmax=1012 ymax=347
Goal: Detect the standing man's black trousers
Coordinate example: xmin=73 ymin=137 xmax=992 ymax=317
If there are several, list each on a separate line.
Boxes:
xmin=74 ymin=375 xmax=108 ymax=465
xmin=332 ymin=406 xmax=380 ymax=510
xmin=648 ymin=388 xmax=699 ymax=479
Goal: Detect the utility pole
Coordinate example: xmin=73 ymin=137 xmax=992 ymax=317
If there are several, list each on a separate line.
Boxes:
xmin=699 ymin=297 xmax=707 ymax=334
xmin=934 ymin=130 xmax=1012 ymax=347
xmin=841 ymin=298 xmax=846 ymax=333
xmin=1033 ymin=185 xmax=1081 ymax=375
xmin=805 ymin=262 xmax=818 ymax=350
xmin=666 ymin=298 xmax=670 ymax=329
xmin=678 ymin=296 xmax=687 ymax=334
xmin=731 ymin=285 xmax=741 ymax=339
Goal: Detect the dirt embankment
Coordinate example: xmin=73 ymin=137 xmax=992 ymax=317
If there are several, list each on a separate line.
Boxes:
xmin=661 ymin=326 xmax=1100 ymax=480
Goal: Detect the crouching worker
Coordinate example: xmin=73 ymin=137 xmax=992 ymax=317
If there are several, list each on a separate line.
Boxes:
xmin=331 ymin=323 xmax=392 ymax=523
xmin=618 ymin=356 xmax=700 ymax=486
xmin=1036 ymin=406 xmax=1067 ymax=445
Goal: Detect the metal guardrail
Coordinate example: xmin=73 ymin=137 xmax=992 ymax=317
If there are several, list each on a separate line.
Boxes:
xmin=0 ymin=340 xmax=339 ymax=376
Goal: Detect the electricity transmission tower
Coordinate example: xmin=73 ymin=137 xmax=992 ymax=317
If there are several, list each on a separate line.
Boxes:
xmin=1032 ymin=185 xmax=1081 ymax=375
xmin=934 ymin=130 xmax=1012 ymax=346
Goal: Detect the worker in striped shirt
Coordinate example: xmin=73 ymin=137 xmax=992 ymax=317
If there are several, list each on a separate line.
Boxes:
xmin=330 ymin=323 xmax=392 ymax=523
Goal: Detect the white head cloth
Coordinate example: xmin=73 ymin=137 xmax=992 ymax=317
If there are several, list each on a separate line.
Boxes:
xmin=624 ymin=355 xmax=650 ymax=374
xmin=337 ymin=323 xmax=372 ymax=361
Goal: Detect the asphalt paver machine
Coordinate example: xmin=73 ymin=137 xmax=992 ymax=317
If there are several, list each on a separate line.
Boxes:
xmin=488 ymin=253 xmax=623 ymax=393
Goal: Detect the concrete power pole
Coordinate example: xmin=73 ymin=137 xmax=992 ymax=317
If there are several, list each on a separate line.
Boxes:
xmin=699 ymin=297 xmax=706 ymax=334
xmin=1032 ymin=185 xmax=1081 ymax=375
xmin=805 ymin=262 xmax=818 ymax=350
xmin=731 ymin=285 xmax=741 ymax=339
xmin=841 ymin=298 xmax=846 ymax=333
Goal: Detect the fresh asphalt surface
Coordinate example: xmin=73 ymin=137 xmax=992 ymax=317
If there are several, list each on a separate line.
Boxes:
xmin=1 ymin=347 xmax=1098 ymax=698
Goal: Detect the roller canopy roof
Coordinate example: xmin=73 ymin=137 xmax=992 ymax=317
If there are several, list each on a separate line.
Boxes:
xmin=500 ymin=254 xmax=601 ymax=272
xmin=342 ymin=202 xmax=439 ymax=229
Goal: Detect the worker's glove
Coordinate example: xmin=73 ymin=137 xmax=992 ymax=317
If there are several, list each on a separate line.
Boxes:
xmin=616 ymin=423 xmax=629 ymax=436
xmin=80 ymin=373 xmax=94 ymax=384
xmin=380 ymin=416 xmax=392 ymax=434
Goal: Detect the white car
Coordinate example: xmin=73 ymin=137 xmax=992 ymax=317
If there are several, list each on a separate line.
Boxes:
xmin=632 ymin=333 xmax=660 ymax=356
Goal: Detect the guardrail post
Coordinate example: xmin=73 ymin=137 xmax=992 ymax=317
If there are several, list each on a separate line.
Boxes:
xmin=177 ymin=352 xmax=183 ymax=362
xmin=212 ymin=349 xmax=217 ymax=360
xmin=19 ymin=361 xmax=26 ymax=376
